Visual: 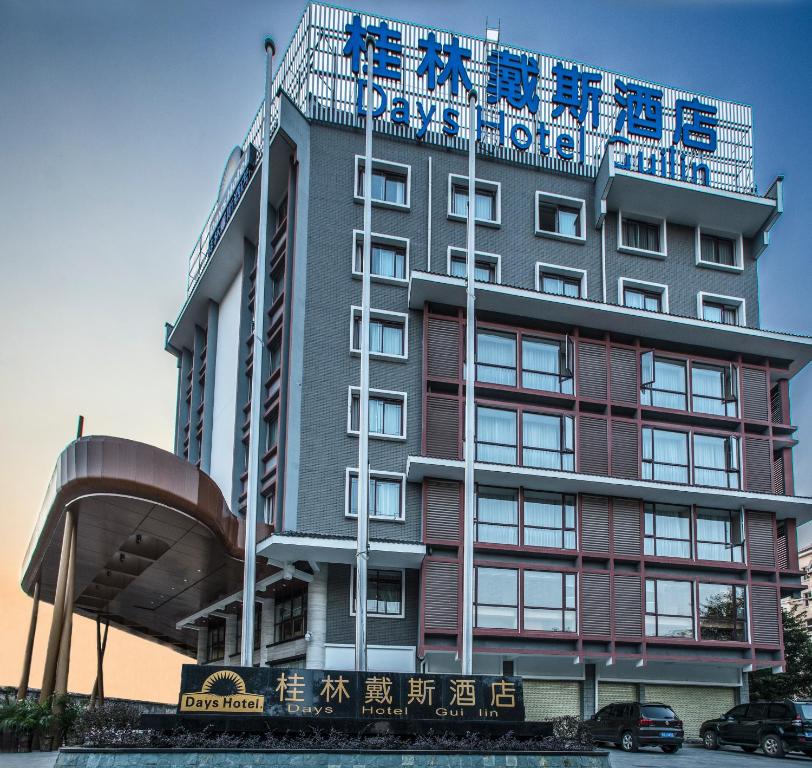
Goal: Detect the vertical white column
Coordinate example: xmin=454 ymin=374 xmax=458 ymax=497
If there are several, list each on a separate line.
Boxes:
xmin=355 ymin=34 xmax=375 ymax=674
xmin=241 ymin=36 xmax=275 ymax=666
xmin=259 ymin=597 xmax=275 ymax=666
xmin=461 ymin=90 xmax=478 ymax=676
xmin=225 ymin=614 xmax=238 ymax=665
xmin=306 ymin=566 xmax=328 ymax=670
xmin=196 ymin=627 xmax=209 ymax=665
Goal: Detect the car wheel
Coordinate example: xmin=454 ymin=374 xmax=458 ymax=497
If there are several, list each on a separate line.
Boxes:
xmin=621 ymin=731 xmax=639 ymax=752
xmin=661 ymin=745 xmax=681 ymax=753
xmin=761 ymin=733 xmax=786 ymax=758
xmin=703 ymin=730 xmax=720 ymax=750
xmin=742 ymin=746 xmax=757 ymax=753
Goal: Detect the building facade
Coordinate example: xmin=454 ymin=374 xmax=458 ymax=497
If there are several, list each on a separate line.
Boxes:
xmin=784 ymin=545 xmax=812 ymax=631
xmin=20 ymin=2 xmax=812 ymax=739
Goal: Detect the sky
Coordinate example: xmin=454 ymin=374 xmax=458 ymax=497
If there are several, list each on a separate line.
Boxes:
xmin=0 ymin=0 xmax=810 ymax=703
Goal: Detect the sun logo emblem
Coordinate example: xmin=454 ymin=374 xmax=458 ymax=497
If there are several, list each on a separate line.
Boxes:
xmin=201 ymin=670 xmax=247 ymax=696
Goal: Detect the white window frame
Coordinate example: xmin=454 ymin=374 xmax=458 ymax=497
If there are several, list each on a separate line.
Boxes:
xmin=695 ymin=227 xmax=744 ymax=273
xmin=351 ymin=229 xmax=409 ymax=286
xmin=354 ymin=155 xmax=411 ymax=211
xmin=697 ymin=292 xmax=747 ymax=326
xmin=349 ymin=565 xmax=406 ymax=618
xmin=618 ymin=277 xmax=670 ymax=313
xmin=617 ymin=210 xmax=667 ymax=259
xmin=534 ymin=191 xmax=587 ymax=243
xmin=447 ymin=246 xmax=501 ymax=284
xmin=344 ymin=467 xmax=407 ymax=523
xmin=447 ymin=174 xmax=501 ymax=227
xmin=346 ymin=386 xmax=407 ymax=441
xmin=349 ymin=306 xmax=409 ymax=361
xmin=535 ymin=262 xmax=588 ymax=299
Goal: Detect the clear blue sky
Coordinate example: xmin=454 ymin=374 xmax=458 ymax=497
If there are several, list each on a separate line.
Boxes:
xmin=0 ymin=0 xmax=810 ymax=696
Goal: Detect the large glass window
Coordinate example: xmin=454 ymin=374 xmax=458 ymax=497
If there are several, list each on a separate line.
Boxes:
xmin=353 ymin=316 xmax=405 ymax=356
xmin=349 ymin=474 xmax=402 ymax=520
xmin=475 ymin=487 xmax=518 ymax=545
xmin=540 ymin=272 xmax=581 ymax=298
xmin=521 ymin=337 xmax=573 ymax=394
xmin=206 ymin=618 xmax=226 ymax=661
xmin=645 ymin=579 xmax=694 ymax=638
xmin=452 ymin=184 xmax=496 ymax=221
xmin=476 ymin=407 xmax=517 ymax=464
xmin=522 ymin=413 xmax=574 ymax=470
xmin=642 ymin=427 xmax=689 ymax=483
xmin=700 ymin=234 xmax=736 ymax=267
xmin=523 ymin=571 xmax=576 ymax=632
xmin=524 ymin=491 xmax=576 ymax=549
xmin=274 ymin=588 xmax=307 ymax=643
xmin=358 ymin=167 xmax=406 ymax=205
xmin=352 ymin=569 xmax=403 ymax=616
xmin=450 ymin=256 xmax=496 ymax=282
xmin=623 ymin=218 xmax=661 ymax=252
xmin=641 ymin=355 xmax=687 ymax=410
xmin=475 ymin=567 xmax=518 ymax=629
xmin=351 ymin=393 xmax=403 ymax=437
xmin=538 ymin=202 xmax=581 ymax=238
xmin=644 ymin=503 xmax=691 ymax=558
xmin=692 ymin=364 xmax=737 ymax=417
xmin=476 ymin=331 xmax=516 ymax=386
xmin=693 ymin=434 xmax=740 ymax=489
xmin=698 ymin=583 xmax=747 ymax=641
xmin=696 ymin=508 xmax=745 ymax=563
xmin=355 ymin=242 xmax=407 ymax=280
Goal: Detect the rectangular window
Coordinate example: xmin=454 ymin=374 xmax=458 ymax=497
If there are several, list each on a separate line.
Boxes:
xmin=642 ymin=427 xmax=689 ymax=484
xmin=623 ymin=218 xmax=661 ymax=252
xmin=206 ymin=618 xmax=226 ymax=662
xmin=702 ymin=300 xmax=740 ymax=325
xmin=452 ymin=185 xmax=497 ymax=222
xmin=540 ymin=272 xmax=581 ymax=298
xmin=521 ymin=336 xmax=574 ymax=394
xmin=348 ymin=474 xmax=403 ymax=520
xmin=475 ymin=487 xmax=518 ymax=545
xmin=475 ymin=567 xmax=518 ymax=629
xmin=696 ymin=508 xmax=744 ymax=563
xmin=270 ymin=266 xmax=284 ymax=302
xmin=274 ymin=588 xmax=307 ymax=643
xmin=645 ymin=579 xmax=694 ymax=638
xmin=538 ymin=202 xmax=581 ymax=238
xmin=269 ymin=340 xmax=282 ymax=374
xmin=236 ymin=603 xmax=262 ymax=651
xmin=476 ymin=406 xmax=517 ymax=464
xmin=360 ymin=569 xmax=403 ymax=616
xmin=700 ymin=234 xmax=736 ymax=266
xmin=693 ymin=434 xmax=740 ymax=489
xmin=350 ymin=392 xmax=404 ymax=437
xmin=698 ymin=583 xmax=747 ymax=641
xmin=358 ymin=166 xmax=407 ymax=205
xmin=476 ymin=331 xmax=516 ymax=386
xmin=644 ymin=503 xmax=691 ymax=558
xmin=264 ymin=414 xmax=278 ymax=451
xmin=524 ymin=571 xmax=576 ymax=632
xmin=640 ymin=355 xmax=687 ymax=410
xmin=355 ymin=241 xmax=407 ymax=280
xmin=692 ymin=364 xmax=738 ymax=417
xmin=522 ymin=412 xmax=574 ymax=471
xmin=524 ymin=491 xmax=576 ymax=549
xmin=352 ymin=314 xmax=405 ymax=357
xmin=450 ymin=255 xmax=496 ymax=282
xmin=624 ymin=286 xmax=662 ymax=312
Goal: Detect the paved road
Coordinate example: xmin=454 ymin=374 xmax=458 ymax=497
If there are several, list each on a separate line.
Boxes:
xmin=0 ymin=755 xmax=57 ymax=768
xmin=607 ymin=743 xmax=812 ymax=767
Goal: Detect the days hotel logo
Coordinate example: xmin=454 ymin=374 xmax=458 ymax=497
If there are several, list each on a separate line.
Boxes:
xmin=180 ymin=669 xmax=265 ymax=713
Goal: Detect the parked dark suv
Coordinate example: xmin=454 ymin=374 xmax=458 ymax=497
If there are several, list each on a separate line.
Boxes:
xmin=700 ymin=700 xmax=812 ymax=758
xmin=588 ymin=702 xmax=684 ymax=752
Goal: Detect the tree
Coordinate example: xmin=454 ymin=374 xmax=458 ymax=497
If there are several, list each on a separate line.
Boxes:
xmin=749 ymin=606 xmax=812 ymax=701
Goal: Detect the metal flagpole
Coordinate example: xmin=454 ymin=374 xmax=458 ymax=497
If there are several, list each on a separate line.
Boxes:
xmin=461 ymin=89 xmax=478 ymax=676
xmin=241 ymin=35 xmax=275 ymax=667
xmin=355 ymin=33 xmax=375 ymax=673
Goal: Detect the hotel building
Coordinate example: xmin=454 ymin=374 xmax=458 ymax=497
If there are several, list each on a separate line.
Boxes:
xmin=20 ymin=3 xmax=812 ymax=737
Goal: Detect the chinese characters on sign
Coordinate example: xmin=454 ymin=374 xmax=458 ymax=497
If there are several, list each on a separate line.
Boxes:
xmin=341 ymin=14 xmax=719 ymax=186
xmin=178 ymin=666 xmax=524 ymax=722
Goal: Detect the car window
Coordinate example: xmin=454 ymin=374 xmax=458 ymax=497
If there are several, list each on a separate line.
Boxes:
xmin=641 ymin=705 xmax=677 ymax=719
xmin=727 ymin=705 xmax=748 ymax=719
xmin=747 ymin=703 xmax=769 ymax=719
xmin=768 ymin=704 xmax=792 ymax=719
xmin=795 ymin=703 xmax=812 ymax=720
xmin=595 ymin=706 xmax=611 ymax=720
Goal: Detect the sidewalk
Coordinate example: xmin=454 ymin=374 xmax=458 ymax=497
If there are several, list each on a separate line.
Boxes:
xmin=0 ymin=754 xmax=57 ymax=768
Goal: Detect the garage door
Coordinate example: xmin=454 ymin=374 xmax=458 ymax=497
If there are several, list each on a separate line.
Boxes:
xmin=645 ymin=685 xmax=735 ymax=739
xmin=523 ymin=680 xmax=582 ymax=721
xmin=598 ymin=682 xmax=638 ymax=709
